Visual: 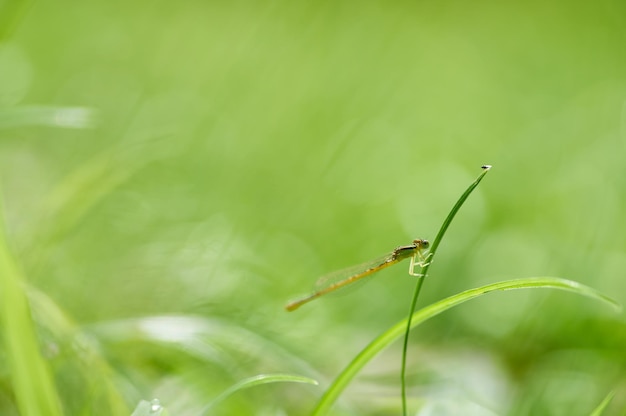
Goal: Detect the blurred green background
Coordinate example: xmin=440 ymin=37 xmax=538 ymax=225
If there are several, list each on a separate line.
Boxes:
xmin=1 ymin=0 xmax=625 ymax=414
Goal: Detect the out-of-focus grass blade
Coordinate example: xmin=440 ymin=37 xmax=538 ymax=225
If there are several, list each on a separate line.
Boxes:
xmin=27 ymin=288 xmax=130 ymax=415
xmin=0 ymin=0 xmax=30 ymax=42
xmin=0 ymin=106 xmax=97 ymax=129
xmin=31 ymin=136 xmax=174 ymax=251
xmin=89 ymin=315 xmax=322 ymax=379
xmin=131 ymin=399 xmax=169 ymax=416
xmin=201 ymin=373 xmax=318 ymax=415
xmin=36 ymin=149 xmax=133 ymax=244
xmin=590 ymin=390 xmax=615 ymax=416
xmin=312 ymin=277 xmax=621 ymax=416
xmin=0 ymin=197 xmax=63 ymax=416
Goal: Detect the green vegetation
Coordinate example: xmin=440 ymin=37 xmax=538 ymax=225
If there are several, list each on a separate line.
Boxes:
xmin=1 ymin=1 xmax=625 ymax=414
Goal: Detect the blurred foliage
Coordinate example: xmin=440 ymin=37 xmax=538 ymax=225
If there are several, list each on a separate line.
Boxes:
xmin=0 ymin=0 xmax=625 ymax=414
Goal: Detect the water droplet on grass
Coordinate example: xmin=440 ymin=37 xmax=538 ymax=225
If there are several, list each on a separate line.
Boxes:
xmin=149 ymin=399 xmax=162 ymax=413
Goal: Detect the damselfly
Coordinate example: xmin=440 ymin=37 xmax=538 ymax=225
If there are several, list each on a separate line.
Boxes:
xmin=285 ymin=239 xmax=430 ymax=311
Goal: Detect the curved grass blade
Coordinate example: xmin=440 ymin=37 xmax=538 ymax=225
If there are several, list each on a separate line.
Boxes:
xmin=312 ymin=277 xmax=620 ymax=416
xmin=427 ymin=165 xmax=492 ymax=259
xmin=26 ymin=136 xmax=173 ymax=266
xmin=0 ymin=0 xmax=31 ymax=41
xmin=27 ymin=287 xmax=130 ymax=415
xmin=0 ymin=106 xmax=97 ymax=129
xmin=201 ymin=373 xmax=318 ymax=415
xmin=89 ymin=315 xmax=323 ymax=381
xmin=0 ymin=196 xmax=64 ymax=416
xmin=401 ymin=164 xmax=491 ymax=414
xmin=590 ymin=390 xmax=615 ymax=416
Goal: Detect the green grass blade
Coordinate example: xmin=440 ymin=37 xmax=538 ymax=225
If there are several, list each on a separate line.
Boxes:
xmin=30 ymin=138 xmax=172 ymax=251
xmin=0 ymin=197 xmax=64 ymax=415
xmin=201 ymin=373 xmax=318 ymax=415
xmin=0 ymin=106 xmax=97 ymax=129
xmin=312 ymin=276 xmax=620 ymax=416
xmin=401 ymin=165 xmax=492 ymax=414
xmin=35 ymin=150 xmax=136 ymax=246
xmin=0 ymin=0 xmax=30 ymax=41
xmin=590 ymin=390 xmax=615 ymax=416
xmin=427 ymin=165 xmax=492 ymax=258
xmin=27 ymin=288 xmax=130 ymax=415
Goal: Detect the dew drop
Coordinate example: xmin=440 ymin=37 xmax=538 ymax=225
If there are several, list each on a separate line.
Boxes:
xmin=149 ymin=399 xmax=162 ymax=413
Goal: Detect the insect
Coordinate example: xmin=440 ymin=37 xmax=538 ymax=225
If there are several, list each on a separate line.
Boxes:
xmin=285 ymin=239 xmax=430 ymax=311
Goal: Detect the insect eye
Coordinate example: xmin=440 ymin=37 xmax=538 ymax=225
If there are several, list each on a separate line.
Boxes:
xmin=419 ymin=239 xmax=430 ymax=249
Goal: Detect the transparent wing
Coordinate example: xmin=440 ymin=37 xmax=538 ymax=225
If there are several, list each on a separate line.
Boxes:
xmin=312 ymin=252 xmax=397 ymax=295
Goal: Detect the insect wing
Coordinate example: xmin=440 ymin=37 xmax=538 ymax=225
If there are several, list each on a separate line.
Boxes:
xmin=312 ymin=252 xmax=396 ymax=295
